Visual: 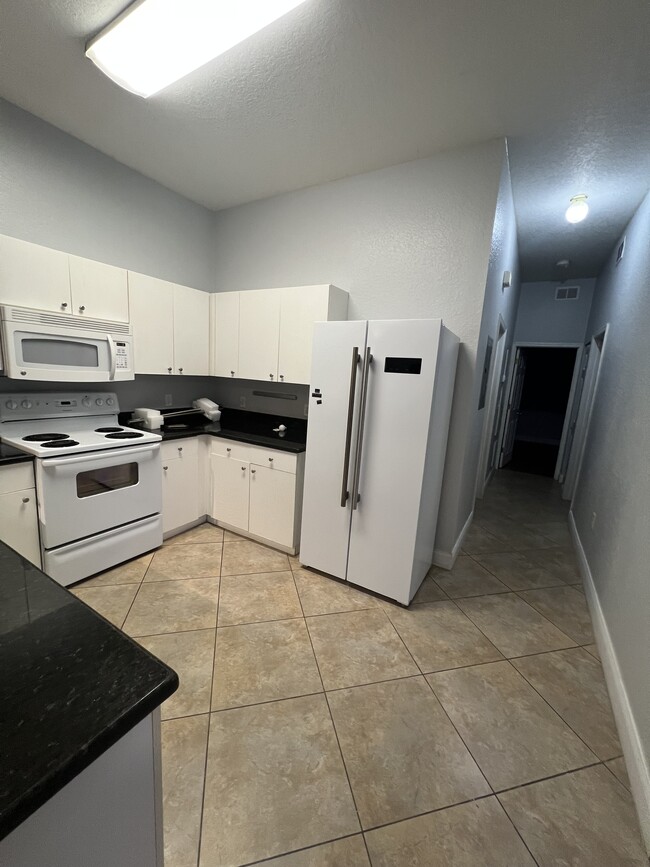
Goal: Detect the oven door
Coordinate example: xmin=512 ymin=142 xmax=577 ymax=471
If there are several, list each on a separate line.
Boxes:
xmin=35 ymin=444 xmax=162 ymax=549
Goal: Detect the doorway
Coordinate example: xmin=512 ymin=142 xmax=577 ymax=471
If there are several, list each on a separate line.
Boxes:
xmin=501 ymin=345 xmax=579 ymax=477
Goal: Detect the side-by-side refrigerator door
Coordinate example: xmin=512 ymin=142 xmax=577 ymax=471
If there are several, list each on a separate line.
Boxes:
xmin=299 ymin=320 xmax=368 ymax=579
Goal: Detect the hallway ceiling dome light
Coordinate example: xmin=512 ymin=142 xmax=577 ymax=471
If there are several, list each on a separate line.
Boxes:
xmin=565 ymin=194 xmax=589 ymax=224
xmin=85 ymin=0 xmax=310 ymax=98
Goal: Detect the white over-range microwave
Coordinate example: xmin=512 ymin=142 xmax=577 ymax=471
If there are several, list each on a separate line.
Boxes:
xmin=0 ymin=305 xmax=134 ymax=382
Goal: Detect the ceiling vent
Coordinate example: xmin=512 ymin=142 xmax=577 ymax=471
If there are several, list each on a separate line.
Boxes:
xmin=555 ymin=285 xmax=580 ymax=301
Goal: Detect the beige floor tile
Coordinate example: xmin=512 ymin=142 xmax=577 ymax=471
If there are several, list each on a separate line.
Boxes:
xmin=457 ymin=593 xmax=576 ymax=657
xmin=328 ymin=677 xmax=489 ymax=828
xmin=499 ymin=765 xmax=648 ymax=866
xmin=212 ymin=619 xmax=322 ymax=710
xmin=365 ymin=797 xmax=536 ymax=866
xmin=385 ymin=601 xmax=503 ymax=672
xmin=200 ymin=695 xmax=359 ymax=866
xmin=223 ymin=528 xmax=245 ymax=541
xmin=475 ymin=517 xmax=554 ymax=551
xmin=138 ymin=629 xmax=215 ymax=720
xmin=584 ymin=642 xmax=601 ymax=660
xmin=221 ymin=539 xmax=290 ymax=576
xmin=606 ymin=756 xmax=631 ymax=790
xmin=306 ymin=609 xmax=419 ymax=690
xmin=411 ymin=574 xmax=448 ymax=603
xmin=525 ymin=521 xmax=572 ymax=546
xmin=262 ymin=835 xmax=370 ymax=866
xmin=512 ymin=648 xmax=621 ymax=760
xmin=165 ymin=523 xmax=224 ymax=545
xmin=522 ymin=546 xmax=581 ymax=582
xmin=144 ymin=543 xmax=222 ymax=581
xmin=162 ymin=714 xmax=209 ymax=867
xmin=518 ymin=585 xmax=594 ymax=644
xmin=70 ymin=583 xmax=138 ymax=628
xmin=474 ymin=551 xmax=564 ymax=591
xmin=218 ymin=571 xmax=302 ymax=626
xmin=428 ymin=661 xmax=596 ymax=790
xmin=76 ymin=552 xmax=154 ymax=587
xmin=462 ymin=523 xmax=508 ymax=554
xmin=288 ymin=554 xmax=301 ymax=570
xmin=293 ymin=568 xmax=377 ymax=615
xmin=123 ymin=578 xmax=218 ymax=636
xmin=431 ymin=555 xmax=509 ymax=598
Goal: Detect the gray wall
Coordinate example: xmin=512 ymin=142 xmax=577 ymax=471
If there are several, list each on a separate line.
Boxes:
xmin=514 ymin=279 xmax=595 ymax=345
xmin=211 ymin=140 xmax=506 ymax=556
xmin=0 ymin=99 xmax=216 ymax=291
xmin=572 ymin=190 xmax=650 ymax=812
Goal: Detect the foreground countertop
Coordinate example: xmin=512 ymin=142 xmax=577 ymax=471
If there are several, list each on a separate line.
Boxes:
xmin=0 ymin=542 xmax=178 ymax=841
xmin=0 ymin=444 xmax=33 ymax=466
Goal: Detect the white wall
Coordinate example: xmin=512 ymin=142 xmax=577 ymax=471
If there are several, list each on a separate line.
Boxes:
xmin=0 ymin=99 xmax=216 ymax=291
xmin=572 ymin=190 xmax=650 ymax=842
xmin=514 ymin=279 xmax=595 ymax=344
xmin=212 ymin=139 xmax=506 ymax=556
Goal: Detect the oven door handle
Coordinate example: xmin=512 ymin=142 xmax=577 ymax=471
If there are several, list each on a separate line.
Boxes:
xmin=107 ymin=334 xmax=117 ymax=381
xmin=41 ymin=443 xmax=160 ymax=468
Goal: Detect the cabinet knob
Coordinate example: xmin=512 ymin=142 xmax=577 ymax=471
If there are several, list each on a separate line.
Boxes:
xmin=167 ymin=367 xmax=172 ymax=374
xmin=178 ymin=367 xmax=183 ymax=374
xmin=241 ymin=465 xmax=246 ymax=471
xmin=178 ymin=446 xmax=183 ymax=453
xmin=280 ymin=375 xmax=284 ymax=381
xmin=163 ymin=466 xmax=168 ymax=471
xmin=226 ymin=447 xmax=231 ymax=452
xmin=268 ymin=457 xmax=273 ymax=462
xmin=269 ymin=373 xmax=274 ymax=380
xmin=251 ymin=468 xmax=256 ymax=474
xmin=230 ymin=370 xmax=235 ymax=377
xmin=79 ymin=305 xmax=85 ymax=313
xmin=61 ymin=302 xmax=68 ymax=309
xmin=22 ymin=497 xmax=30 ymax=503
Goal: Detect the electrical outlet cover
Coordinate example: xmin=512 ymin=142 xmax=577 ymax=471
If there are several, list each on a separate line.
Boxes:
xmin=239 ymin=396 xmax=246 ymax=408
xmin=164 ymin=394 xmax=173 ymax=407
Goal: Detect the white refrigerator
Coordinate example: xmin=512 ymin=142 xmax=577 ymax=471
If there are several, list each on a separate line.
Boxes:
xmin=300 ymin=319 xmax=459 ymax=605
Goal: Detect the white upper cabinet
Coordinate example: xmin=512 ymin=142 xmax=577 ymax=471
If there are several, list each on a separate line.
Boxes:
xmin=128 ymin=272 xmax=175 ymax=374
xmin=0 ymin=234 xmax=71 ymax=313
xmin=278 ymin=285 xmax=349 ymax=385
xmin=238 ymin=288 xmax=282 ymax=382
xmin=69 ymin=255 xmax=129 ymax=322
xmin=173 ymin=283 xmax=210 ymax=376
xmin=210 ymin=291 xmax=240 ymax=378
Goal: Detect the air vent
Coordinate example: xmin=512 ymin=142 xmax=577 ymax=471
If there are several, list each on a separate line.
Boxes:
xmin=616 ymin=237 xmax=626 ymax=265
xmin=555 ymin=285 xmax=580 ymax=301
xmin=6 ymin=307 xmax=131 ymax=334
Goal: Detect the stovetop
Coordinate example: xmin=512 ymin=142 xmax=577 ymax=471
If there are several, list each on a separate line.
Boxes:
xmin=0 ymin=424 xmax=162 ymax=457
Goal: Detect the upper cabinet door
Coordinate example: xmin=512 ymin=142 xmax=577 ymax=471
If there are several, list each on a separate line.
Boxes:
xmin=69 ymin=256 xmax=129 ymax=322
xmin=128 ymin=272 xmax=175 ymax=375
xmin=277 ymin=285 xmax=337 ymax=385
xmin=0 ymin=234 xmax=71 ymax=313
xmin=238 ymin=288 xmax=281 ymax=382
xmin=173 ymin=284 xmax=210 ymax=376
xmin=210 ymin=291 xmax=240 ymax=378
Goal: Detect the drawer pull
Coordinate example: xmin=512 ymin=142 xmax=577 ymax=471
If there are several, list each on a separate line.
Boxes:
xmin=227 ymin=447 xmax=231 ymax=452
xmin=163 ymin=466 xmax=168 ymax=471
xmin=178 ymin=447 xmax=183 ymax=453
xmin=251 ymin=468 xmax=256 ymax=474
xmin=22 ymin=497 xmax=30 ymax=503
xmin=268 ymin=457 xmax=273 ymax=462
xmin=241 ymin=466 xmax=246 ymax=471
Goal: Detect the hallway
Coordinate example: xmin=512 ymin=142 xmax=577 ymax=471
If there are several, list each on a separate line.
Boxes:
xmin=71 ymin=470 xmax=647 ymax=865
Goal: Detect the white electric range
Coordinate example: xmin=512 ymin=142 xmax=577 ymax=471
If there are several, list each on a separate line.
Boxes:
xmin=0 ymin=392 xmax=163 ymax=586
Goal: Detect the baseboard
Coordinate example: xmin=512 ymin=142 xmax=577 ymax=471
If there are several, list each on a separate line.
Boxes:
xmin=433 ymin=509 xmax=474 ymax=570
xmin=569 ymin=511 xmax=650 ymax=854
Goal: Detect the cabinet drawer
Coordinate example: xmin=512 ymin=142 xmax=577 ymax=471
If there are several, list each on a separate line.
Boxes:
xmin=209 ymin=438 xmax=297 ymax=473
xmin=0 ymin=462 xmax=35 ymax=495
xmin=161 ymin=438 xmax=199 ymax=462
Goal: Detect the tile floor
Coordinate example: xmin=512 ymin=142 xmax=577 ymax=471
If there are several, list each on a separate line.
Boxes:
xmin=71 ymin=470 xmax=648 ymax=866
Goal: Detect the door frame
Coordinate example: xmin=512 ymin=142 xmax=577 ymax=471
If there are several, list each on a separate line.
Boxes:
xmin=475 ymin=317 xmax=507 ymax=498
xmin=497 ymin=341 xmax=583 ymax=477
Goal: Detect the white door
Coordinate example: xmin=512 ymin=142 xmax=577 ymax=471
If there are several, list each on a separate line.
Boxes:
xmin=558 ymin=344 xmax=590 ymax=485
xmin=162 ymin=459 xmax=186 ymax=534
xmin=69 ymin=256 xmax=129 ymax=322
xmin=0 ymin=234 xmax=71 ymax=314
xmin=501 ymin=347 xmax=526 ymax=466
xmin=128 ymin=272 xmax=175 ymax=375
xmin=238 ymin=288 xmax=281 ymax=382
xmin=346 ymin=319 xmax=440 ymax=603
xmin=300 ymin=320 xmax=368 ymax=578
xmin=277 ymin=286 xmax=329 ymax=385
xmin=210 ymin=291 xmax=240 ymax=378
xmin=249 ymin=464 xmax=295 ymax=547
xmin=210 ymin=455 xmax=249 ymax=530
xmin=173 ymin=284 xmax=210 ymax=375
xmin=0 ymin=488 xmax=41 ymax=566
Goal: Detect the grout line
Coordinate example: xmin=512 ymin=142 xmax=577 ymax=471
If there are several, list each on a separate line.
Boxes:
xmin=494 ymin=759 xmax=603 ymax=797
xmin=241 ymin=832 xmax=368 ymax=867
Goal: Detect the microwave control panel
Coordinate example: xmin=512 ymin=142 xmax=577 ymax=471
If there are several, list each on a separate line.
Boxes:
xmin=115 ymin=341 xmax=130 ymax=370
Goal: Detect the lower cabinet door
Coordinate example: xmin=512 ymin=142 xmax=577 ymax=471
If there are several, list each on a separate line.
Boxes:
xmin=249 ymin=465 xmax=295 ymax=548
xmin=210 ymin=455 xmax=250 ymax=531
xmin=0 ymin=488 xmax=41 ymax=566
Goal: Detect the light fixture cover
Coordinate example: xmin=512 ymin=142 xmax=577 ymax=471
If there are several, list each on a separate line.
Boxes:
xmin=86 ymin=0 xmax=309 ymax=98
xmin=565 ymin=194 xmax=589 ymax=224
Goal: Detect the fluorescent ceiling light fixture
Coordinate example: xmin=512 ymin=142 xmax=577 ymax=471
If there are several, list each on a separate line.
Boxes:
xmin=565 ymin=194 xmax=589 ymax=224
xmin=86 ymin=0 xmax=309 ymax=98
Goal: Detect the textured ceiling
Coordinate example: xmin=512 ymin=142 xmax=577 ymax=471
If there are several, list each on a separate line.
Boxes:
xmin=0 ymin=0 xmax=649 ymax=280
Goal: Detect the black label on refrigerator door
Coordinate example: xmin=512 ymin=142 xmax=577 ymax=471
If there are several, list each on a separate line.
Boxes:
xmin=384 ymin=357 xmax=422 ymax=374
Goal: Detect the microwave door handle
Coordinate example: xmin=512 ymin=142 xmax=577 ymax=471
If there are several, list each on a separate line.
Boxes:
xmin=350 ymin=346 xmax=372 ymax=511
xmin=340 ymin=346 xmax=360 ymax=507
xmin=107 ymin=334 xmax=116 ymax=380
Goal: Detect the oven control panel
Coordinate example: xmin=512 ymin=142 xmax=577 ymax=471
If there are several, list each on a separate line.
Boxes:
xmin=0 ymin=392 xmax=120 ymax=422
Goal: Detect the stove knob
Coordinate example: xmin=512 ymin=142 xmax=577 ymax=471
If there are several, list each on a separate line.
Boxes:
xmin=21 ymin=400 xmax=32 ymax=409
xmin=95 ymin=398 xmax=104 ymax=406
xmin=106 ymin=397 xmax=114 ymax=406
xmin=5 ymin=400 xmax=18 ymax=410
xmin=82 ymin=397 xmax=91 ymax=408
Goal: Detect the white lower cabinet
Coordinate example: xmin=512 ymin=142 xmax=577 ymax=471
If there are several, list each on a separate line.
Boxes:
xmin=210 ymin=455 xmax=250 ymax=529
xmin=161 ymin=439 xmax=201 ymax=536
xmin=249 ymin=464 xmax=296 ymax=549
xmin=0 ymin=463 xmax=41 ymax=567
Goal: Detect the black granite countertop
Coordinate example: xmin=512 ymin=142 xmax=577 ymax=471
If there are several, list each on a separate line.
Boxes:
xmin=0 ymin=444 xmax=33 ymax=466
xmin=0 ymin=542 xmax=178 ymax=841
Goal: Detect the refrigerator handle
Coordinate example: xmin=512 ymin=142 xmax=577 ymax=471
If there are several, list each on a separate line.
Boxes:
xmin=351 ymin=346 xmax=373 ymax=510
xmin=340 ymin=346 xmax=360 ymax=507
